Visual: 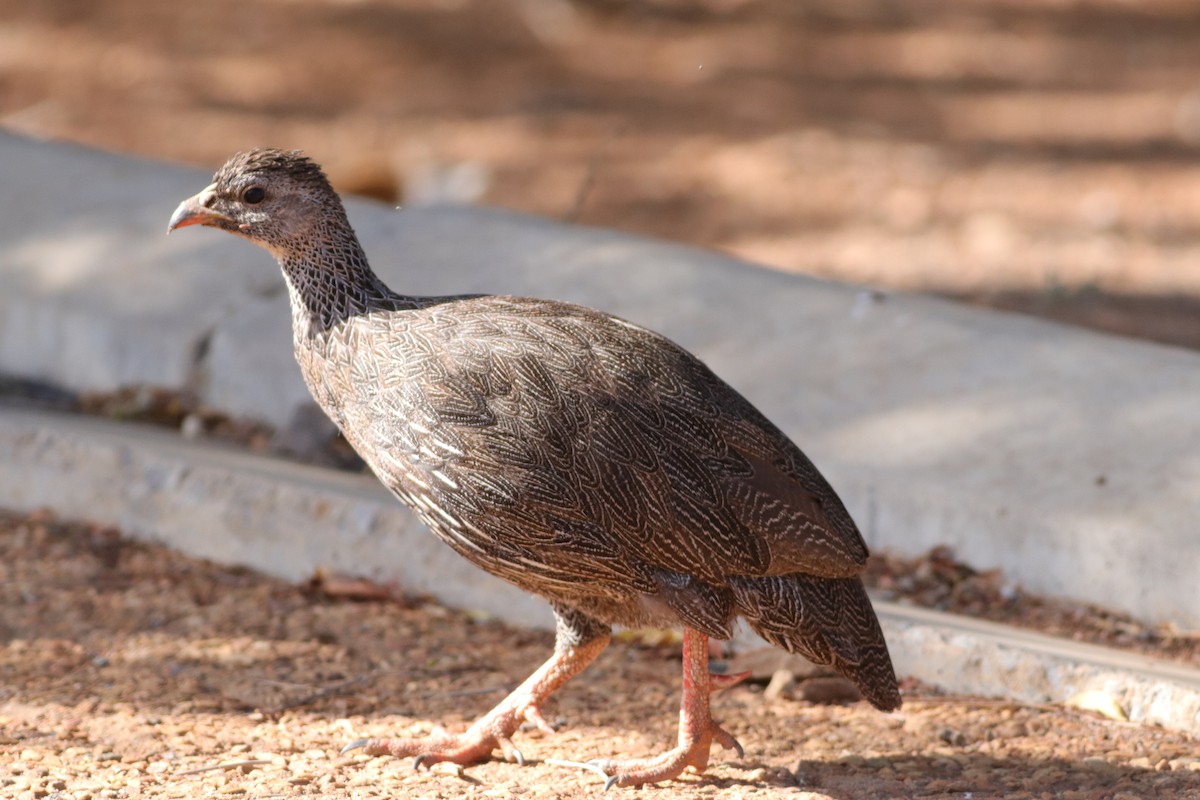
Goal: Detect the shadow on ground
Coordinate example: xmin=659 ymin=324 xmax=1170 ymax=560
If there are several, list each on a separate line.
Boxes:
xmin=952 ymin=290 xmax=1200 ymax=352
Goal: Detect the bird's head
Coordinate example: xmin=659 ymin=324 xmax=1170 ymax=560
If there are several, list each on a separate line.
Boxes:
xmin=168 ymin=148 xmax=341 ymax=255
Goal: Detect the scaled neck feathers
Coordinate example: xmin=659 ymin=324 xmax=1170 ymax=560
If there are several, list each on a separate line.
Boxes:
xmin=275 ymin=211 xmax=419 ymax=336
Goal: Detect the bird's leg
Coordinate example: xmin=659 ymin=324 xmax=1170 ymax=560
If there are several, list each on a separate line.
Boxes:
xmin=343 ymin=623 xmax=609 ymax=768
xmin=587 ymin=628 xmax=747 ymax=788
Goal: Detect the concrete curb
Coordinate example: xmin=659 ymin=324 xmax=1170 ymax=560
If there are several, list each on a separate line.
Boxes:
xmin=2 ymin=407 xmax=1196 ymax=734
xmin=0 ymin=407 xmax=551 ymax=630
xmin=879 ymin=602 xmax=1200 ymax=734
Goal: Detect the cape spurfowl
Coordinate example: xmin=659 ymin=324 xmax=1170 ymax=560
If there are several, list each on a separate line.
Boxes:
xmin=168 ymin=148 xmax=901 ymax=788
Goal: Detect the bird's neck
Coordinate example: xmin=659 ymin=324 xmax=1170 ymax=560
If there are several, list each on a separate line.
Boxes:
xmin=276 ymin=220 xmax=410 ymax=337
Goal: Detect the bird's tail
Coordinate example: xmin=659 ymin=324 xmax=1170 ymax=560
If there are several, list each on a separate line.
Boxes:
xmin=729 ymin=574 xmax=901 ymax=711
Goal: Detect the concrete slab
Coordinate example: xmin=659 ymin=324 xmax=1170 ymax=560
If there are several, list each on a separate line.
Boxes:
xmin=2 ymin=408 xmax=1197 ymax=734
xmin=1 ymin=133 xmax=1198 ymax=627
xmin=0 ymin=135 xmax=280 ymax=392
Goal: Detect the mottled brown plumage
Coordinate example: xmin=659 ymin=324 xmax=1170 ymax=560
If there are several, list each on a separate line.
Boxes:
xmin=169 ymin=148 xmax=900 ymax=787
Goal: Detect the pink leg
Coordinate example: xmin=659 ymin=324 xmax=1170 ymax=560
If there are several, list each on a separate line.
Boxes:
xmin=343 ymin=634 xmax=610 ymax=767
xmin=588 ymin=628 xmax=748 ymax=788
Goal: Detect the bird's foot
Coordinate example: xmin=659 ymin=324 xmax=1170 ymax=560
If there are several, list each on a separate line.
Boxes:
xmin=342 ymin=636 xmax=609 ymax=774
xmin=557 ymin=718 xmax=742 ymax=789
xmin=559 ymin=630 xmax=748 ymax=789
xmin=342 ymin=702 xmax=556 ymax=768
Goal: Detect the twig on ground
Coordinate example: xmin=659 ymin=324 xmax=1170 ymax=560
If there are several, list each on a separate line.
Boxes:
xmin=269 ymin=673 xmax=374 ymax=712
xmin=174 ymin=759 xmax=271 ymax=777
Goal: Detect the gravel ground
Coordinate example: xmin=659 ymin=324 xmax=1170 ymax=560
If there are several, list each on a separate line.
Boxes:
xmin=4 ymin=509 xmax=1200 ymax=800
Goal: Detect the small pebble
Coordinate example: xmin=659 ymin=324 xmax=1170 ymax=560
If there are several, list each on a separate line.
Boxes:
xmin=180 ymin=414 xmax=205 ymax=439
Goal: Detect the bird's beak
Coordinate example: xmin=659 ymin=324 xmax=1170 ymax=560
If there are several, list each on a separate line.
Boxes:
xmin=167 ymin=185 xmax=230 ymax=233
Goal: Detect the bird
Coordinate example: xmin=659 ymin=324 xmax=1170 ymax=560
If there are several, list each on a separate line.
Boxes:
xmin=168 ymin=148 xmax=901 ymax=788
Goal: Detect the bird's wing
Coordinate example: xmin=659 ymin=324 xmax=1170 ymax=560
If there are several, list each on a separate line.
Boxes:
xmin=351 ymin=295 xmax=868 ymax=589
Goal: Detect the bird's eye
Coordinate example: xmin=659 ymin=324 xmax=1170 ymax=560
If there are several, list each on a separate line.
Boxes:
xmin=242 ymin=186 xmax=266 ymax=204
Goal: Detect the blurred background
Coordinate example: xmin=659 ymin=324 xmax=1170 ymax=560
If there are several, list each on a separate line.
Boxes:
xmin=4 ymin=0 xmax=1200 ymax=349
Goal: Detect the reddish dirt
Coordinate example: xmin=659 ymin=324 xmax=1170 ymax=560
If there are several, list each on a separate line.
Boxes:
xmin=4 ymin=0 xmax=1200 ymax=349
xmin=4 ymin=509 xmax=1200 ymax=799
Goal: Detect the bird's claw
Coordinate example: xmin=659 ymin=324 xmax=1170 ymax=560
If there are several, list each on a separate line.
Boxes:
xmin=590 ymin=759 xmax=621 ymax=792
xmin=545 ymin=758 xmax=617 ymax=790
xmin=339 ymin=738 xmax=370 ymax=756
xmin=713 ymin=726 xmax=744 ymax=759
xmin=495 ymin=733 xmax=525 ymax=766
